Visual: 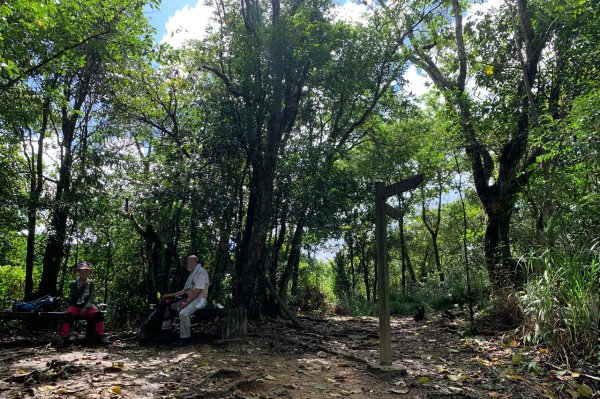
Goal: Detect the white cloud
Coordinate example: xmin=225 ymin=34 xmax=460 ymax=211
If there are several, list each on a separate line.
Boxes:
xmin=403 ymin=65 xmax=432 ymax=98
xmin=326 ymin=0 xmax=370 ymax=26
xmin=466 ymin=0 xmax=504 ymax=24
xmin=160 ymin=1 xmax=218 ymax=48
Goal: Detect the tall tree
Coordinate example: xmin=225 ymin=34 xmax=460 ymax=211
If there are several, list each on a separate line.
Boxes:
xmin=400 ymin=0 xmax=550 ymax=290
xmin=29 ymin=0 xmax=157 ymax=296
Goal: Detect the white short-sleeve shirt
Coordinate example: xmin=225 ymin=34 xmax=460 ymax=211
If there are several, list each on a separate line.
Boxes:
xmin=192 ymin=266 xmax=210 ymax=291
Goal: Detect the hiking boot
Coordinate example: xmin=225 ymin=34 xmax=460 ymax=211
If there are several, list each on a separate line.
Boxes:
xmin=173 ymin=338 xmax=190 ymax=347
xmin=97 ymin=335 xmax=110 ymax=346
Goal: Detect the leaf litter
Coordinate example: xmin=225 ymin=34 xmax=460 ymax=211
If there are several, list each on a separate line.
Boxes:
xmin=0 ymin=311 xmax=597 ymax=398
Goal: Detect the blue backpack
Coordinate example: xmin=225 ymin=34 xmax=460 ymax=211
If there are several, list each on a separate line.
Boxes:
xmin=12 ymin=295 xmax=56 ymax=312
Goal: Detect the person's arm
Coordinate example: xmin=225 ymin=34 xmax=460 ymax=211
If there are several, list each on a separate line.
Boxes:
xmin=164 ymin=289 xmax=185 ymax=298
xmin=180 ymin=288 xmax=202 ymax=307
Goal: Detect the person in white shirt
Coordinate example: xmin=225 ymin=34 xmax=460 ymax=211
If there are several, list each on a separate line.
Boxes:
xmin=162 ymin=255 xmax=210 ymax=346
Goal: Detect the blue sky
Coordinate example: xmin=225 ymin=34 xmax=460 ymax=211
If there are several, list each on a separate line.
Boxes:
xmin=145 ymin=0 xmax=193 ymax=42
xmin=144 ymin=0 xmax=218 ymax=47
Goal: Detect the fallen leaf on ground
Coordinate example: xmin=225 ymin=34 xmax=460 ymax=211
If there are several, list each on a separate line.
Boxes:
xmin=576 ymin=383 xmax=593 ymax=398
xmin=434 ymin=365 xmax=447 ymax=373
xmin=504 ymin=373 xmax=524 ymax=381
xmin=109 ymin=386 xmax=122 ymax=394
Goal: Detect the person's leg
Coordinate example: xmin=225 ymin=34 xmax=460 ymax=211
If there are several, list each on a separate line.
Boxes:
xmin=84 ymin=306 xmax=104 ymax=336
xmin=60 ymin=306 xmax=82 ymax=338
xmin=178 ymin=306 xmax=193 ymax=339
xmin=178 ymin=298 xmax=207 ymax=339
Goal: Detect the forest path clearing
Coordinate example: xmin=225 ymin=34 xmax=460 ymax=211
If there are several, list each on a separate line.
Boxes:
xmin=0 ymin=312 xmax=594 ymax=398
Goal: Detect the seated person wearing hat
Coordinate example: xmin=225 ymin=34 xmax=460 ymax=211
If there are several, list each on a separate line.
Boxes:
xmin=59 ymin=261 xmax=109 ymax=347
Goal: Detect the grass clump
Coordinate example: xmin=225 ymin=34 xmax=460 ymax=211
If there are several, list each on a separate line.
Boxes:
xmin=518 ymin=248 xmax=599 ymax=363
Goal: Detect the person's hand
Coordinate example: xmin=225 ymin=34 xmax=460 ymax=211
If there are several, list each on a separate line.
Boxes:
xmin=179 ymin=301 xmax=188 ymax=310
xmin=163 ymin=293 xmax=173 ymax=299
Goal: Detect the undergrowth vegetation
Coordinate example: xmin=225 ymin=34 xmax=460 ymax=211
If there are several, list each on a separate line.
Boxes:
xmin=518 ymin=248 xmax=600 ymax=363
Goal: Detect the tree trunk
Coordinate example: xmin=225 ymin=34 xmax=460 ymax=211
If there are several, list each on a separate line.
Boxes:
xmin=211 ymin=223 xmax=233 ymax=301
xmin=431 ymin=238 xmax=442 ymax=281
xmin=147 ymin=225 xmax=162 ymax=304
xmin=484 ymin=200 xmax=520 ymax=290
xmin=454 ymin=154 xmax=475 ymax=328
xmin=22 ymin=86 xmax=54 ymax=301
xmin=398 ymin=199 xmax=416 ymax=293
xmin=38 ymin=65 xmax=93 ymax=297
xmin=163 ymin=201 xmax=184 ymax=294
xmin=405 ymin=245 xmax=416 ymax=286
xmin=278 ymin=222 xmax=303 ymax=304
xmin=420 ymin=244 xmax=430 ymax=281
xmin=39 ymin=218 xmax=68 ymax=296
xmin=38 ymin=135 xmax=74 ymax=298
xmin=189 ymin=189 xmax=200 ymax=255
xmin=268 ymin=211 xmax=287 ymax=314
xmin=126 ymin=212 xmax=163 ymax=304
xmin=421 ymin=179 xmax=445 ymax=282
xmin=24 ymin=102 xmax=50 ymax=300
xmin=232 ymin=159 xmax=250 ymax=305
xmin=359 ymin=240 xmax=370 ymax=302
xmin=237 ymin=163 xmax=275 ymax=312
xmin=349 ymin=233 xmax=355 ymax=291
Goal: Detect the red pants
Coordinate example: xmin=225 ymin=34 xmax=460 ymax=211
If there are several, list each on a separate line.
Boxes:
xmin=60 ymin=306 xmax=104 ymax=338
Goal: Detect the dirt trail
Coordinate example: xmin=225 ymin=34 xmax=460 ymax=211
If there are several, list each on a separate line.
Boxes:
xmin=0 ymin=312 xmax=596 ymax=398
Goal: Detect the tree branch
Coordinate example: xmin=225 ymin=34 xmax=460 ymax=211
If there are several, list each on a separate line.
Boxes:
xmin=0 ymin=28 xmax=111 ymax=90
xmin=202 ymin=64 xmax=252 ymax=102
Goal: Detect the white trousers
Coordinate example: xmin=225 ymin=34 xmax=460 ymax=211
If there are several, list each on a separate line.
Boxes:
xmin=162 ymin=297 xmax=207 ymax=338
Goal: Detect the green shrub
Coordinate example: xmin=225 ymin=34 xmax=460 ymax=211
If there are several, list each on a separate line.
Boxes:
xmin=332 ymin=293 xmax=377 ymax=316
xmin=294 ymin=281 xmax=329 ymax=313
xmin=518 ymin=249 xmax=599 ymax=361
xmin=0 ymin=265 xmax=25 ymax=309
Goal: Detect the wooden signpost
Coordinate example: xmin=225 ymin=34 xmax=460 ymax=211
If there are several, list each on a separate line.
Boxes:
xmin=375 ymin=174 xmax=423 ymax=366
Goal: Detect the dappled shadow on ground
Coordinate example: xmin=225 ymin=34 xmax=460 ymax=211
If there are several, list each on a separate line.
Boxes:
xmin=0 ymin=312 xmax=597 ymax=398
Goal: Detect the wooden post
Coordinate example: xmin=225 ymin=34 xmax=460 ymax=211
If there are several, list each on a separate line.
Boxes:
xmin=375 ymin=182 xmax=392 ymax=366
xmin=374 ymin=174 xmax=423 ymax=367
xmin=221 ymin=307 xmax=247 ymax=339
